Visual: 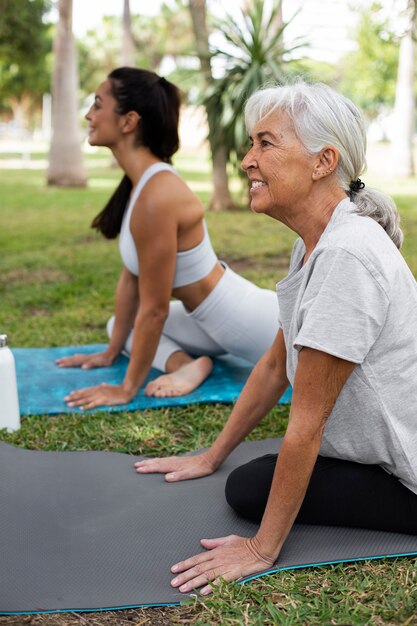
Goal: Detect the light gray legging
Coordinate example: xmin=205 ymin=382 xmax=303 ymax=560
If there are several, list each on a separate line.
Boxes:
xmin=107 ymin=264 xmax=280 ymax=372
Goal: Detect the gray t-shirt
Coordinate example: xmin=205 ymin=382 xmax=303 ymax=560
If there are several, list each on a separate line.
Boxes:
xmin=277 ymin=198 xmax=417 ymax=494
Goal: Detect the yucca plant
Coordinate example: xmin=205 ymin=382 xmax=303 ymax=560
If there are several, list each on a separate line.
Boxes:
xmin=203 ymin=0 xmax=304 ymax=174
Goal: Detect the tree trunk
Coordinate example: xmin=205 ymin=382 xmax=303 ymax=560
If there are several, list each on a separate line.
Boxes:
xmin=211 ymin=145 xmax=236 ymax=211
xmin=109 ymin=0 xmax=136 ymax=170
xmin=391 ymin=0 xmax=416 ymax=177
xmin=47 ymin=0 xmax=87 ymax=187
xmin=188 ymin=0 xmax=235 ymax=210
xmin=120 ymin=0 xmax=135 ymax=67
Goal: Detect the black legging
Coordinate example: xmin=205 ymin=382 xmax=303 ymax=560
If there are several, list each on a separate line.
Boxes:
xmin=225 ymin=454 xmax=417 ymax=535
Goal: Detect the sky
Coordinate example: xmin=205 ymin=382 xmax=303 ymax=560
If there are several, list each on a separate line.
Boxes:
xmin=71 ymin=0 xmax=362 ymax=62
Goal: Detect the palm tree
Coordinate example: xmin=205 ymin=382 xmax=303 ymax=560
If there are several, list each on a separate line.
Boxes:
xmin=47 ymin=0 xmax=87 ymax=187
xmin=189 ymin=0 xmax=236 ymax=211
xmin=120 ymin=0 xmax=135 ymax=67
xmin=204 ymin=0 xmax=302 ymax=173
xmin=391 ymin=0 xmax=416 ymax=177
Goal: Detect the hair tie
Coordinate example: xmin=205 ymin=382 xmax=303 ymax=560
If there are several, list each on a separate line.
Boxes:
xmin=158 ymin=76 xmax=167 ymax=86
xmin=349 ymin=178 xmax=365 ymax=193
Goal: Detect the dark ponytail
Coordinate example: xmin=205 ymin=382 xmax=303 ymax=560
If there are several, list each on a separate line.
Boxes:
xmin=91 ymin=175 xmax=132 ymax=239
xmin=92 ymin=67 xmax=181 ymax=239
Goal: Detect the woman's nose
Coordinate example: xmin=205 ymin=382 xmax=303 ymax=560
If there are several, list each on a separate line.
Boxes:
xmin=241 ymin=147 xmax=256 ymax=171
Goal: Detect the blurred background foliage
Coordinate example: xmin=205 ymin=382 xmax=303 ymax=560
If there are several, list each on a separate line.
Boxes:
xmin=0 ymin=0 xmax=415 ymax=204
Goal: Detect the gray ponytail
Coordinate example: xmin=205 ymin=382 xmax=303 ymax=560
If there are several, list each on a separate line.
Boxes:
xmin=244 ymin=80 xmax=404 ymax=248
xmin=349 ymin=187 xmax=403 ymax=249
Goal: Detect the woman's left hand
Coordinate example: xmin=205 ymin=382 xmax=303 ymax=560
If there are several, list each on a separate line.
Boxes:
xmin=170 ymin=534 xmax=275 ymax=596
xmin=64 ymin=383 xmax=134 ymax=409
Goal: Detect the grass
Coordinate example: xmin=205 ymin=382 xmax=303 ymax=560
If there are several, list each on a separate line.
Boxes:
xmin=0 ymin=146 xmax=417 ymax=625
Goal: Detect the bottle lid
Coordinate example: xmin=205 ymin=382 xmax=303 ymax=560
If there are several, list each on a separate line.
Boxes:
xmin=0 ymin=334 xmax=8 ymax=347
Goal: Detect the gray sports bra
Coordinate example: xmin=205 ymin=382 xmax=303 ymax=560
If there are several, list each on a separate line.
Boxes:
xmin=119 ymin=163 xmax=218 ymax=288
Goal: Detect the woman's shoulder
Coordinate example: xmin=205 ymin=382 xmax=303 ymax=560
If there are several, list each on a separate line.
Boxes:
xmin=131 ymin=164 xmax=204 ymax=228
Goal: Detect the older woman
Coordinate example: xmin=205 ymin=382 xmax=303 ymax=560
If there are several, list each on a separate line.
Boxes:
xmin=135 ymin=81 xmax=417 ymax=593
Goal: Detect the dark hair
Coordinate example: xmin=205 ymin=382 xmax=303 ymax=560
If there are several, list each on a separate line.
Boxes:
xmin=91 ymin=67 xmax=182 ymax=238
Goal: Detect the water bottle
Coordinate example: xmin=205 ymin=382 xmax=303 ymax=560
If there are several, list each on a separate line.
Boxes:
xmin=0 ymin=334 xmax=21 ymax=432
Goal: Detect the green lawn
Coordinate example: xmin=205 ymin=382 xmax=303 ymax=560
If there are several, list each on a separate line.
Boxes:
xmin=0 ymin=148 xmax=416 ymax=625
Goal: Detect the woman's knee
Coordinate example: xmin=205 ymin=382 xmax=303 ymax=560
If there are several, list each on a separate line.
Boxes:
xmin=107 ymin=315 xmax=133 ymax=356
xmin=225 ymin=454 xmax=277 ymax=522
xmin=106 ymin=315 xmax=115 ymax=339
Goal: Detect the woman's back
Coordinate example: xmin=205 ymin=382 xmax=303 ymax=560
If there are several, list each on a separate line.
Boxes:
xmin=119 ymin=163 xmax=218 ymax=288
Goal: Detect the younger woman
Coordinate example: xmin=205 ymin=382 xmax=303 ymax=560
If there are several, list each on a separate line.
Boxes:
xmin=57 ymin=67 xmax=279 ymax=409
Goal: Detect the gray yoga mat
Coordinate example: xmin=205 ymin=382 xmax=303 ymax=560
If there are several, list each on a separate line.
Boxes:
xmin=1 ymin=438 xmax=416 ymax=614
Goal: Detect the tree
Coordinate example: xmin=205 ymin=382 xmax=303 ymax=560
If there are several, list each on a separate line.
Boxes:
xmin=391 ymin=0 xmax=416 ymax=177
xmin=337 ymin=3 xmax=399 ymax=121
xmin=77 ymin=17 xmax=122 ymax=99
xmin=120 ymin=0 xmax=135 ymax=67
xmin=203 ymin=0 xmax=302 ymax=175
xmin=47 ymin=0 xmax=87 ymax=187
xmin=0 ymin=0 xmax=52 ymax=128
xmin=189 ymin=0 xmax=236 ymax=211
xmin=77 ymin=1 xmax=194 ymax=98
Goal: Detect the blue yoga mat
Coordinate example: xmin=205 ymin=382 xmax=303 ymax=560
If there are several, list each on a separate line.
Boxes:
xmin=13 ymin=344 xmax=292 ymax=416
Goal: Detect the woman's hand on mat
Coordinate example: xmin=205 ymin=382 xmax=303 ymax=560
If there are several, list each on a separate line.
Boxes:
xmin=64 ymin=383 xmax=134 ymax=409
xmin=134 ymin=452 xmax=216 ymax=482
xmin=170 ymin=534 xmax=275 ymax=595
xmin=56 ymin=351 xmax=116 ymax=370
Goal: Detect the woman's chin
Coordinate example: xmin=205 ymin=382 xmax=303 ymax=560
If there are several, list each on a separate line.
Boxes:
xmin=87 ymin=131 xmax=99 ymax=146
xmin=249 ymin=201 xmax=266 ymax=214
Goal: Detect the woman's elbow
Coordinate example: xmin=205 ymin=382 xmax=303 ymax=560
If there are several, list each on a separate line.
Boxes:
xmin=136 ymin=305 xmax=169 ymax=327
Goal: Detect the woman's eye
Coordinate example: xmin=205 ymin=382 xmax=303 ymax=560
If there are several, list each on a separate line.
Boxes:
xmin=261 ymin=140 xmax=271 ymax=147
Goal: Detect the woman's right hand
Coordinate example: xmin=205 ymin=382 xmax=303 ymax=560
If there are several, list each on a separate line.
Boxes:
xmin=55 ymin=350 xmax=116 ymax=370
xmin=134 ymin=452 xmax=217 ymax=482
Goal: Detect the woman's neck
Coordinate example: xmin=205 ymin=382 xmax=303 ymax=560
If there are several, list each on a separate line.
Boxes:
xmin=112 ymin=144 xmax=162 ymax=186
xmin=280 ymin=188 xmax=348 ymax=260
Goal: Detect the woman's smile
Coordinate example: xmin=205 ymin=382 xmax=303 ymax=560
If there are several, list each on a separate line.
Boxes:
xmin=250 ymin=179 xmax=267 ymax=192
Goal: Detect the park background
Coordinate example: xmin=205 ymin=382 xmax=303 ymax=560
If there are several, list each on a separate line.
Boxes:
xmin=0 ymin=1 xmax=417 ymax=625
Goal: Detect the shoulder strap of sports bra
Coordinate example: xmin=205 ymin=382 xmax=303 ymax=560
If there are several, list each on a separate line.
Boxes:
xmin=125 ymin=163 xmax=178 ymax=222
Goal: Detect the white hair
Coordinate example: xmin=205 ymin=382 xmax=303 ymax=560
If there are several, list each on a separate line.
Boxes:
xmin=244 ymin=80 xmax=403 ymax=248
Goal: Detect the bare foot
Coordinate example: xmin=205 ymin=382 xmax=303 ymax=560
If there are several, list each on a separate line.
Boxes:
xmin=145 ymin=356 xmax=213 ymax=397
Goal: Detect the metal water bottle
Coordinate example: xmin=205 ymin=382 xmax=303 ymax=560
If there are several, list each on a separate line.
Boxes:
xmin=0 ymin=334 xmax=21 ymax=432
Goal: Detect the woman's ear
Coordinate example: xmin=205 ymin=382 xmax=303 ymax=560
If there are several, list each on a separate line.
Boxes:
xmin=312 ymin=146 xmax=339 ymax=180
xmin=121 ymin=111 xmax=141 ymax=134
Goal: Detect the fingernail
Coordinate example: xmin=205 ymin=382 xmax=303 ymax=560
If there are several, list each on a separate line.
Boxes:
xmin=166 ymin=473 xmax=174 ymax=480
xmin=179 ymin=584 xmax=189 ymax=592
xmin=67 ymin=402 xmax=74 ymax=407
xmin=171 ymin=565 xmax=178 ymax=572
xmin=171 ymin=577 xmax=178 ymax=586
xmin=201 ymin=588 xmax=210 ymax=596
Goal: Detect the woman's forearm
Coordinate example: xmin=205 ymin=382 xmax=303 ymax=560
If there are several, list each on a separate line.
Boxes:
xmin=121 ymin=307 xmax=168 ymax=396
xmin=106 ymin=270 xmax=139 ymax=358
xmin=254 ymin=433 xmax=321 ymax=560
xmin=207 ymin=331 xmax=289 ymax=469
xmin=253 ymin=348 xmax=357 ymax=561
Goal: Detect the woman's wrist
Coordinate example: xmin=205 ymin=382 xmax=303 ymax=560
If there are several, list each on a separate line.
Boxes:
xmin=121 ymin=379 xmax=140 ymax=400
xmin=203 ymin=444 xmax=229 ymax=472
xmin=201 ymin=448 xmax=222 ymax=473
xmin=250 ymin=532 xmax=282 ymax=565
xmin=104 ymin=346 xmax=121 ymax=362
xmin=121 ymin=364 xmax=147 ymax=398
